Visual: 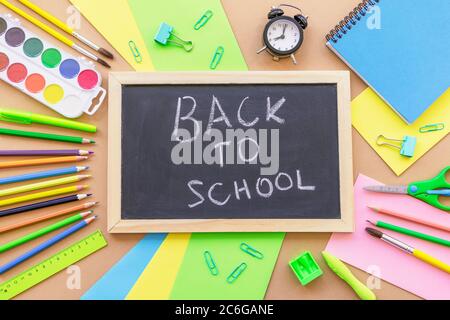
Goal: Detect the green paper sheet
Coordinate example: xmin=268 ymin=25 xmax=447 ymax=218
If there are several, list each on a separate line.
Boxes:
xmin=170 ymin=233 xmax=285 ymax=300
xmin=128 ymin=0 xmax=281 ymax=301
xmin=128 ymin=0 xmax=247 ymax=70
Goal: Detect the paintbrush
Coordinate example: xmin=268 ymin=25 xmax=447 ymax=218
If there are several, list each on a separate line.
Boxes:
xmin=0 ymin=0 xmax=111 ymax=68
xmin=17 ymin=0 xmax=114 ymax=59
xmin=365 ymin=227 xmax=450 ymax=274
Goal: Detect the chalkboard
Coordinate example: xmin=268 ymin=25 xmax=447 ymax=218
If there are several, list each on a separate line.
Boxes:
xmin=108 ymin=72 xmax=353 ymax=233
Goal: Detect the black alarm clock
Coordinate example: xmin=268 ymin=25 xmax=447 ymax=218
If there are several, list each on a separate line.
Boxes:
xmin=257 ymin=4 xmax=308 ymax=65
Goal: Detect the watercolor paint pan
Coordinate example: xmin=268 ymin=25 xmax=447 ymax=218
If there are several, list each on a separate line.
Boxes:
xmin=0 ymin=13 xmax=106 ymax=118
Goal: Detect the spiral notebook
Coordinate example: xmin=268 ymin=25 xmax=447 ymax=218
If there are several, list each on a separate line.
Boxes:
xmin=326 ymin=0 xmax=450 ymax=124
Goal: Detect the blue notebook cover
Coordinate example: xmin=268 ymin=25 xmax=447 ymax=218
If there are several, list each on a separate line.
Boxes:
xmin=326 ymin=0 xmax=450 ymax=124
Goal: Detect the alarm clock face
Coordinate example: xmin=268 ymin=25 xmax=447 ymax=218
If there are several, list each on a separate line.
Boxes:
xmin=263 ymin=16 xmax=303 ymax=56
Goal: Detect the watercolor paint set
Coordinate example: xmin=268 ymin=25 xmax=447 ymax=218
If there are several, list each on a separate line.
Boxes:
xmin=0 ymin=13 xmax=106 ymax=118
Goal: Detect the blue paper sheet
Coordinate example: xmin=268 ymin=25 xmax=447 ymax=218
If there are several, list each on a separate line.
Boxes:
xmin=81 ymin=234 xmax=166 ymax=300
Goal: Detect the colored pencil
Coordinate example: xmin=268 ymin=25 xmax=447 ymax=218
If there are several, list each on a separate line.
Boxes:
xmin=0 ymin=0 xmax=111 ymax=68
xmin=0 ymin=156 xmax=88 ymax=169
xmin=0 ymin=150 xmax=93 ymax=156
xmin=0 ymin=194 xmax=91 ymax=218
xmin=0 ymin=166 xmax=89 ymax=185
xmin=17 ymin=0 xmax=113 ymax=59
xmin=0 ymin=175 xmax=91 ymax=197
xmin=0 ymin=216 xmax=97 ymax=274
xmin=368 ymin=206 xmax=450 ymax=233
xmin=0 ymin=185 xmax=88 ymax=207
xmin=0 ymin=201 xmax=97 ymax=234
xmin=366 ymin=228 xmax=450 ymax=274
xmin=367 ymin=220 xmax=450 ymax=247
xmin=0 ymin=128 xmax=95 ymax=144
xmin=0 ymin=211 xmax=92 ymax=253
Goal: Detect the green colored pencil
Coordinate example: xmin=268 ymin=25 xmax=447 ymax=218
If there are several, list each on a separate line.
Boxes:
xmin=0 ymin=211 xmax=92 ymax=253
xmin=367 ymin=220 xmax=450 ymax=247
xmin=0 ymin=128 xmax=95 ymax=144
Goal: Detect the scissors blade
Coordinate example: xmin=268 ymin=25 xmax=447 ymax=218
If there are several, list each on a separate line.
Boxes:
xmin=364 ymin=185 xmax=408 ymax=194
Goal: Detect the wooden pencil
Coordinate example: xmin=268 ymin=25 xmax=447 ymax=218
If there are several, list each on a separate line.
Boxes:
xmin=0 ymin=201 xmax=98 ymax=234
xmin=0 ymin=150 xmax=93 ymax=156
xmin=0 ymin=156 xmax=88 ymax=169
xmin=0 ymin=185 xmax=88 ymax=207
xmin=0 ymin=215 xmax=97 ymax=274
xmin=0 ymin=193 xmax=91 ymax=217
xmin=368 ymin=206 xmax=450 ymax=233
xmin=0 ymin=175 xmax=91 ymax=197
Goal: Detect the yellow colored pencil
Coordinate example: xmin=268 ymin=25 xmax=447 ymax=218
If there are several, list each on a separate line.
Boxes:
xmin=17 ymin=0 xmax=113 ymax=59
xmin=0 ymin=0 xmax=110 ymax=67
xmin=0 ymin=185 xmax=88 ymax=207
xmin=0 ymin=175 xmax=91 ymax=197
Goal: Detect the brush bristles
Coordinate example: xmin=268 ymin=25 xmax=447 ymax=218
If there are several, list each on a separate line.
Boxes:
xmin=97 ymin=57 xmax=111 ymax=68
xmin=365 ymin=227 xmax=383 ymax=238
xmin=99 ymin=47 xmax=114 ymax=59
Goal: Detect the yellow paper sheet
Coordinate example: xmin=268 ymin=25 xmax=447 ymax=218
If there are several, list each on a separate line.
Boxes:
xmin=352 ymin=88 xmax=450 ymax=175
xmin=70 ymin=0 xmax=153 ymax=71
xmin=126 ymin=234 xmax=191 ymax=300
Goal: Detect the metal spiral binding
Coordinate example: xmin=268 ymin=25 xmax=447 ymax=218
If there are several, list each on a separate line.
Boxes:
xmin=325 ymin=0 xmax=380 ymax=43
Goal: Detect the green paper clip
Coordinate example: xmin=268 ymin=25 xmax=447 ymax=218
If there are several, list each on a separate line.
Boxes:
xmin=226 ymin=263 xmax=247 ymax=284
xmin=194 ymin=10 xmax=213 ymax=30
xmin=240 ymin=243 xmax=264 ymax=259
xmin=419 ymin=123 xmax=445 ymax=133
xmin=204 ymin=251 xmax=219 ymax=276
xmin=128 ymin=41 xmax=142 ymax=63
xmin=210 ymin=46 xmax=224 ymax=70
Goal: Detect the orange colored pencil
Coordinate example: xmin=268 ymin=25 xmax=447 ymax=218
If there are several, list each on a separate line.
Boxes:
xmin=0 ymin=201 xmax=98 ymax=234
xmin=0 ymin=156 xmax=88 ymax=169
xmin=368 ymin=206 xmax=450 ymax=233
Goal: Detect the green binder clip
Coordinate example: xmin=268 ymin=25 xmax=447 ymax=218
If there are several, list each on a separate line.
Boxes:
xmin=154 ymin=22 xmax=193 ymax=52
xmin=289 ymin=251 xmax=323 ymax=286
xmin=376 ymin=135 xmax=417 ymax=158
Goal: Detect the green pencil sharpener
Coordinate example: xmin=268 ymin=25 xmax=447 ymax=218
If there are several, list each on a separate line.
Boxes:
xmin=289 ymin=251 xmax=323 ymax=286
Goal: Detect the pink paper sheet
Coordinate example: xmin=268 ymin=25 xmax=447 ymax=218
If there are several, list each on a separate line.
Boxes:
xmin=326 ymin=174 xmax=450 ymax=300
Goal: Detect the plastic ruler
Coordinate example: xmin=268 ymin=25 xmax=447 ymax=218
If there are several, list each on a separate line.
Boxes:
xmin=0 ymin=230 xmax=107 ymax=300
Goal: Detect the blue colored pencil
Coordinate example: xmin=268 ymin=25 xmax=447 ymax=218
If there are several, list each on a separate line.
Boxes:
xmin=0 ymin=166 xmax=89 ymax=185
xmin=0 ymin=216 xmax=97 ymax=275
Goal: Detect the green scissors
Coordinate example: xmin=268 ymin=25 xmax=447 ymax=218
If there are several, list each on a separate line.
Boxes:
xmin=364 ymin=166 xmax=450 ymax=211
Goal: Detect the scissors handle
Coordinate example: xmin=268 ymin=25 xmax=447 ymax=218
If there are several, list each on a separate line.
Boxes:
xmin=408 ymin=166 xmax=450 ymax=211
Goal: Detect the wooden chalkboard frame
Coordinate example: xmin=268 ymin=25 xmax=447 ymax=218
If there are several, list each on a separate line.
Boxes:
xmin=108 ymin=72 xmax=353 ymax=233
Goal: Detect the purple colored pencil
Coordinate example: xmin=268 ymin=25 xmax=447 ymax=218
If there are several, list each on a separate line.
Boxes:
xmin=0 ymin=150 xmax=94 ymax=156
